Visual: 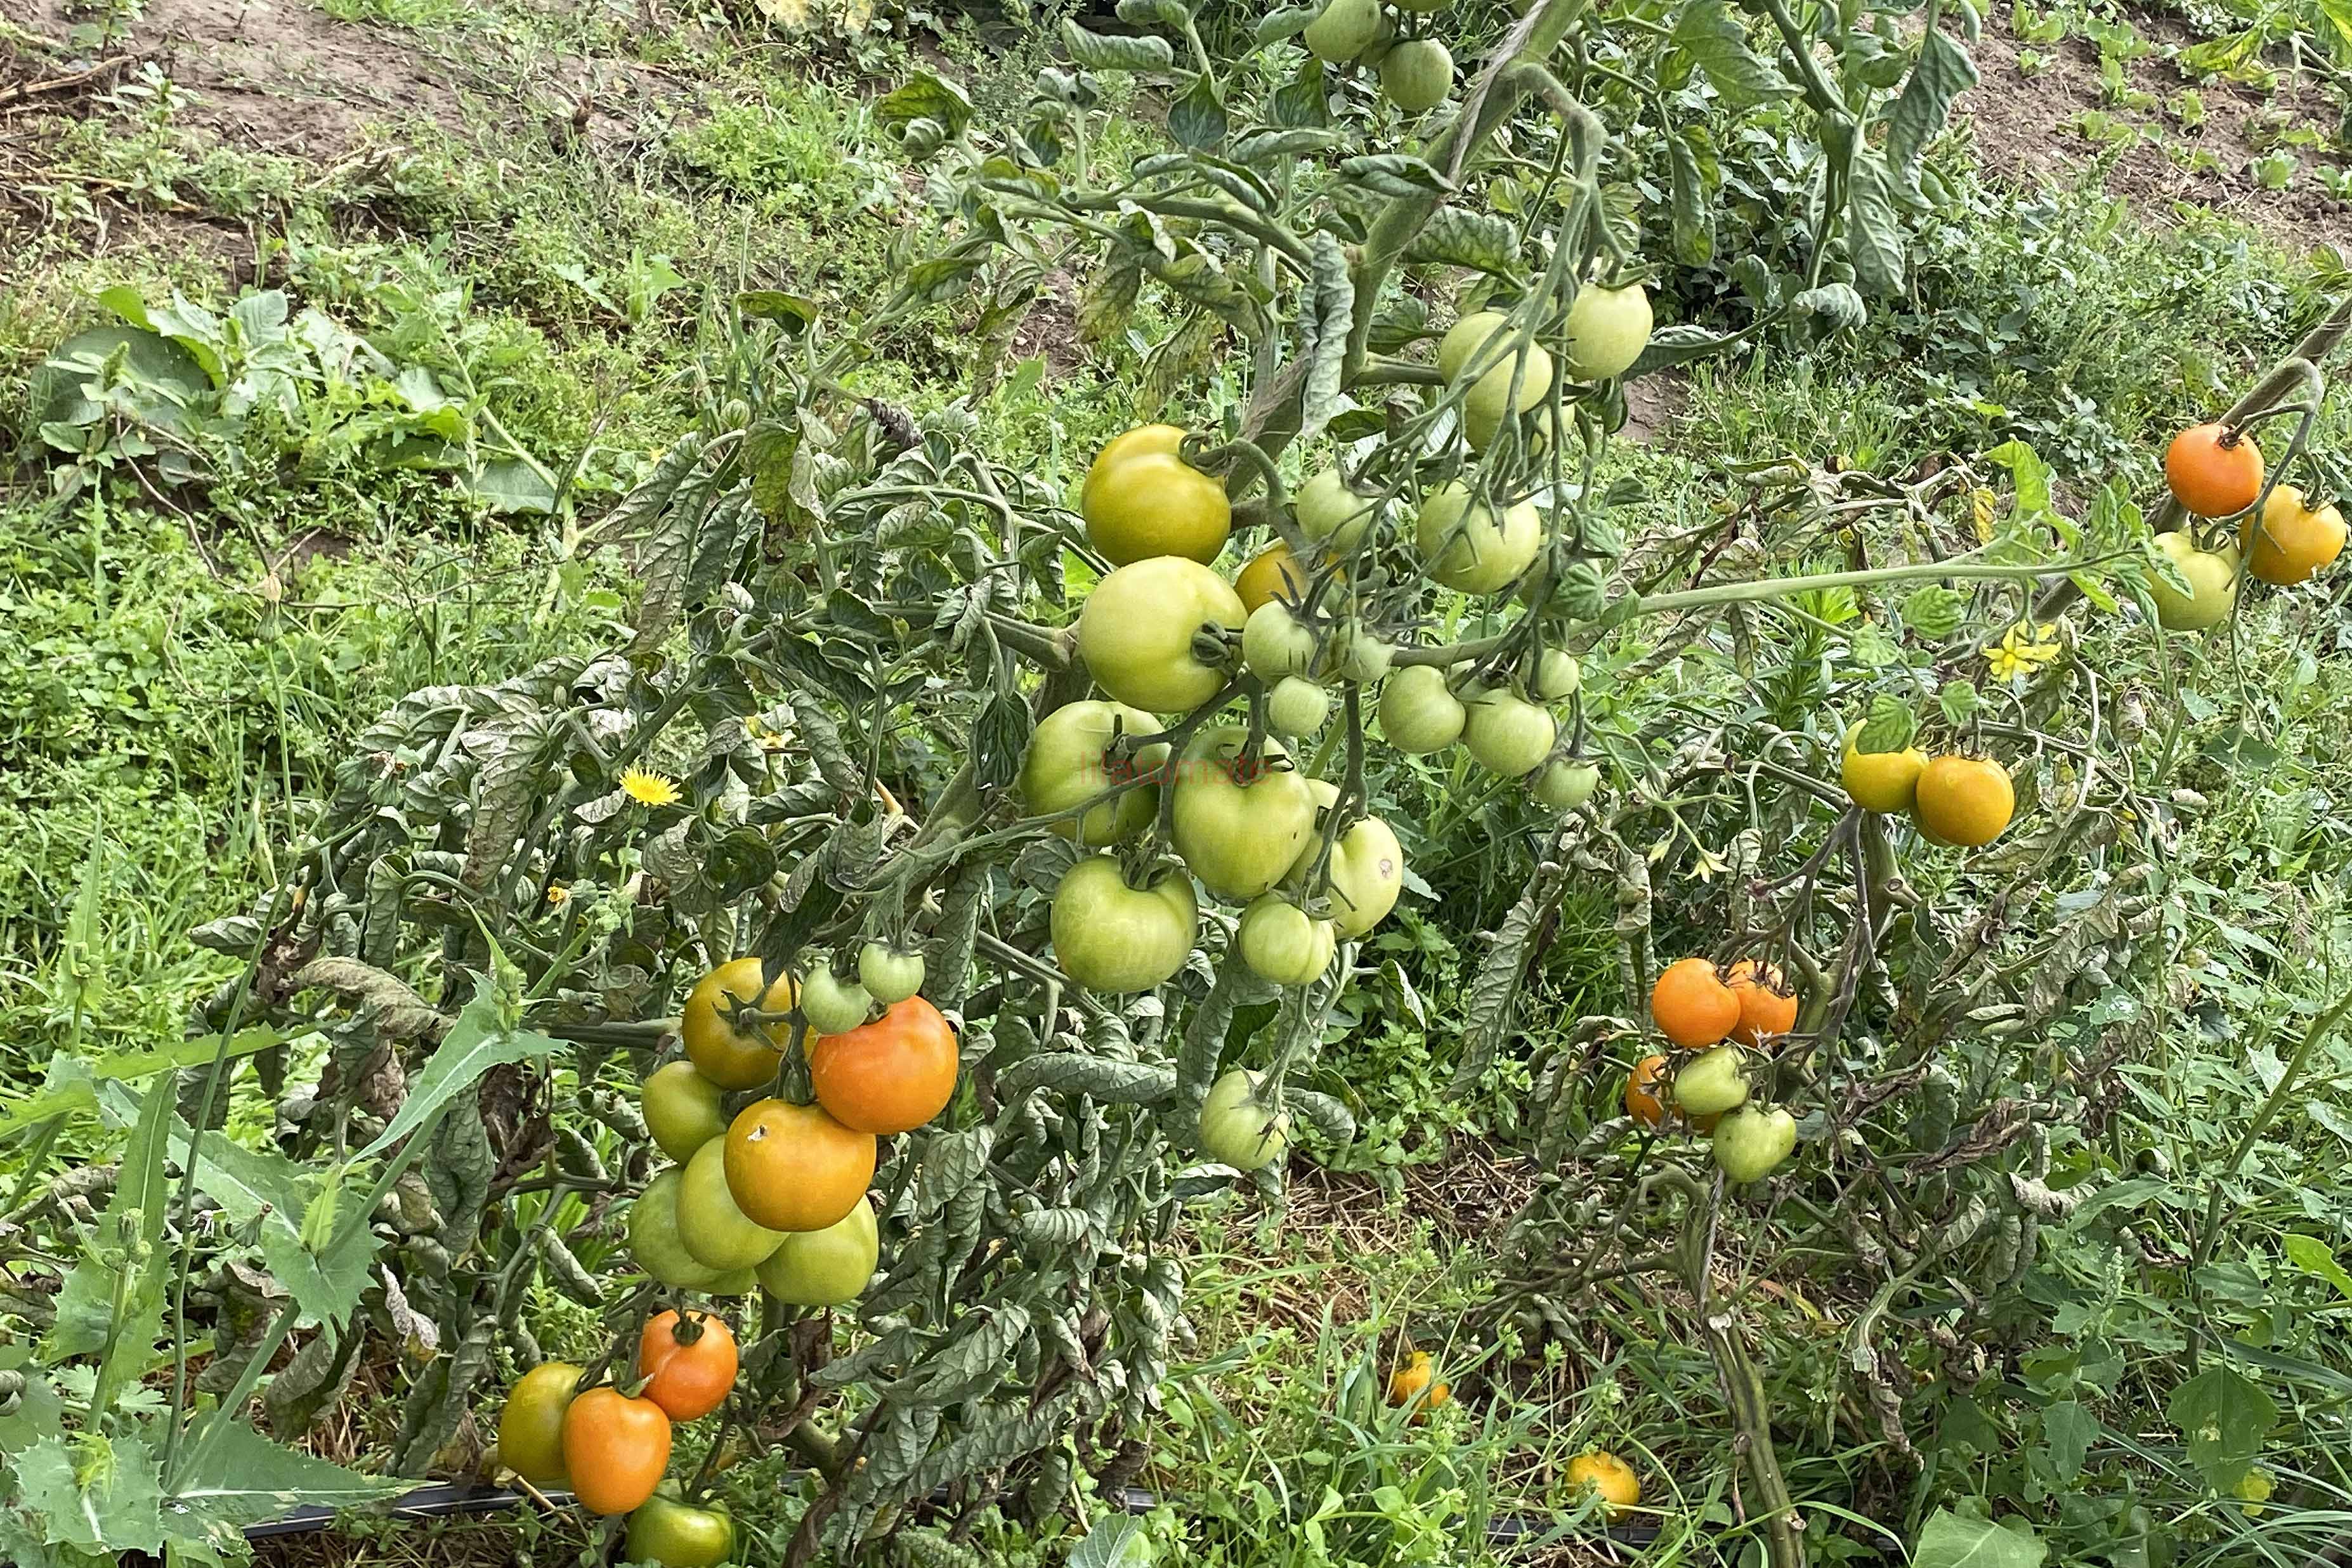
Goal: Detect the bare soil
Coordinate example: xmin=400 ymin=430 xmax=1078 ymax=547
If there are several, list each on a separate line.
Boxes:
xmin=1958 ymin=6 xmax=2352 ymax=251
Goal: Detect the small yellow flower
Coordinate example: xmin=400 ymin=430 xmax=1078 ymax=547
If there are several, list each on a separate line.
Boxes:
xmin=546 ymin=884 xmax=570 ymax=906
xmin=1982 ymin=620 xmax=2064 ymax=682
xmin=619 ymin=766 xmax=682 ymax=808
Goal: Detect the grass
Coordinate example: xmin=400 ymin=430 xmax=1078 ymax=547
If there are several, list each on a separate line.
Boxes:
xmin=10 ymin=0 xmax=2352 ymax=1560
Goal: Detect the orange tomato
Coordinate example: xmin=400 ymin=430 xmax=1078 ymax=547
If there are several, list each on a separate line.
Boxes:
xmin=637 ymin=1310 xmax=738 ymax=1423
xmin=723 ymin=1098 xmax=876 ymax=1233
xmin=1235 ymin=541 xmax=1309 ymax=613
xmin=1650 ymin=957 xmax=1739 ymax=1049
xmin=2165 ymin=422 xmax=2263 ymax=518
xmin=809 ymin=996 xmax=960 ymax=1135
xmin=1386 ymin=1350 xmax=1451 ymax=1417
xmin=559 ymin=1387 xmax=671 ymax=1515
xmin=680 ymin=957 xmax=797 ymax=1091
xmin=1725 ymin=960 xmax=1798 ymax=1045
xmin=1623 ymin=1055 xmax=1669 ymax=1128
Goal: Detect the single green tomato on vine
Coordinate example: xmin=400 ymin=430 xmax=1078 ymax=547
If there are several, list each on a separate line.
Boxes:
xmin=629 ymin=1168 xmax=733 ymax=1290
xmin=1198 ymin=1067 xmax=1292 ymax=1170
xmin=1019 ymin=699 xmax=1166 ymax=847
xmin=1236 ymin=894 xmax=1338 ymax=987
xmin=1377 ymin=664 xmax=1467 ymax=754
xmin=1712 ymin=1104 xmax=1798 ymax=1183
xmin=641 ymin=1060 xmax=728 ymax=1164
xmin=856 ymin=941 xmax=925 ymax=1005
xmin=1171 ymin=726 xmax=1318 ymax=902
xmin=1531 ymin=649 xmax=1582 ymax=701
xmin=679 ymin=1137 xmax=787 ymax=1272
xmin=2146 ymin=531 xmax=2240 ymax=631
xmin=1295 ymin=466 xmax=1379 ymax=552
xmin=625 ymin=1482 xmax=736 ymax=1568
xmin=800 ymin=964 xmax=873 ymax=1036
xmin=1266 ymin=676 xmax=1331 ymax=737
xmin=1436 ymin=310 xmax=1511 ymax=383
xmin=1380 ymin=38 xmax=1454 ymax=112
xmin=1303 ymin=0 xmax=1385 ymax=61
xmin=1533 ymin=758 xmax=1601 ymax=811
xmin=1077 ymin=556 xmax=1245 ymax=713
xmin=756 ymin=1194 xmax=880 ymax=1307
xmin=1050 ymin=855 xmax=1199 ymax=993
xmin=1414 ymin=484 xmax=1543 ymax=595
xmin=1285 ymin=780 xmax=1406 ymax=939
xmin=1242 ymin=600 xmax=1319 ymax=682
xmin=1561 ymin=282 xmax=1654 ymax=381
xmin=1330 ymin=624 xmax=1396 ymax=684
xmin=1462 ymin=689 xmax=1557 ymax=777
xmin=1673 ymin=1044 xmax=1751 ymax=1118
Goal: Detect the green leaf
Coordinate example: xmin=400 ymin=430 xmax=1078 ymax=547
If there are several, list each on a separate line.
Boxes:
xmin=1402 ymin=208 xmax=1519 ymax=273
xmin=1856 ymin=695 xmax=1917 ymax=754
xmin=1168 ymin=72 xmax=1227 ymax=149
xmin=1297 ymin=232 xmax=1354 ymax=442
xmin=1069 ymin=1517 xmax=1158 ymax=1568
xmin=1914 ymin=1507 xmax=2048 ymax=1568
xmin=1625 ymin=323 xmax=1738 ymax=376
xmin=1901 ymin=585 xmax=1966 ymax=639
xmin=1846 ymin=152 xmax=1907 ymax=296
xmin=877 ymin=71 xmax=974 ymax=143
xmin=14 ymin=1433 xmax=164 ymax=1553
xmin=355 ymin=974 xmax=558 ymax=1161
xmin=2283 ymin=1233 xmax=2352 ymax=1300
xmin=1062 ymin=20 xmax=1175 ymax=72
xmin=1792 ymin=282 xmax=1867 ymax=331
xmin=172 ymin=1418 xmax=411 ymax=1529
xmin=2168 ymin=1366 xmax=2275 ymax=1489
xmin=2041 ymin=1400 xmax=2095 ymax=1481
xmin=736 ymin=291 xmax=819 ymax=332
xmin=1234 ymin=126 xmax=1343 ymax=162
xmin=462 ymin=458 xmax=556 ymax=514
xmin=1671 ymin=0 xmax=1789 ymax=108
xmin=1982 ymin=439 xmax=2053 ymax=517
xmin=1337 ymin=154 xmax=1453 ymax=198
xmin=1668 ymin=125 xmax=1715 ymax=265
xmin=1887 ymin=30 xmax=1979 ymax=194
xmin=1936 ymin=679 xmax=1982 ymax=726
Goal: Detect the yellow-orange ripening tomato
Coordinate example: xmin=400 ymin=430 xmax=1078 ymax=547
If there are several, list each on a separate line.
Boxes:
xmin=1725 ymin=960 xmax=1798 ymax=1045
xmin=1236 ymin=541 xmax=1309 ymax=613
xmin=1080 ymin=425 xmax=1232 ymax=566
xmin=636 ymin=1310 xmax=737 ymax=1423
xmin=2164 ymin=422 xmax=2263 ymax=518
xmin=723 ymin=1099 xmax=876 ymax=1234
xmin=497 ymin=1361 xmax=582 ymax=1487
xmin=1650 ymin=957 xmax=1739 ymax=1049
xmin=559 ymin=1387 xmax=671 ymax=1515
xmin=2242 ymin=484 xmax=2347 ymax=585
xmin=680 ymin=957 xmax=795 ymax=1091
xmin=809 ymin=996 xmax=960 ymax=1135
xmin=1386 ymin=1350 xmax=1451 ymax=1416
xmin=1912 ymin=756 xmax=2016 ymax=847
xmin=1623 ymin=1055 xmax=1670 ymax=1128
xmin=1565 ymin=1449 xmax=1641 ymax=1520
xmin=1840 ymin=722 xmax=1926 ymax=814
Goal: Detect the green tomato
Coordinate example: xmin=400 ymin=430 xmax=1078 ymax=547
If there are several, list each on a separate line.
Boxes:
xmin=625 ymin=1482 xmax=736 ymax=1568
xmin=1533 ymin=759 xmax=1601 ymax=811
xmin=800 ymin=965 xmax=872 ymax=1036
xmin=1051 ymin=855 xmax=1199 ymax=993
xmin=642 ymin=1061 xmax=728 ymax=1164
xmin=1464 ymin=398 xmax=1563 ymax=456
xmin=1237 ymin=895 xmax=1338 ymax=987
xmin=1242 ymin=601 xmax=1319 ymax=682
xmin=1267 ymin=676 xmax=1330 ymax=738
xmin=1018 ymin=699 xmax=1166 ymax=847
xmin=1436 ymin=310 xmax=1509 ymax=383
xmin=1078 ymin=557 xmax=1246 ymax=712
xmin=1561 ymin=282 xmax=1654 ymax=381
xmin=1531 ymin=650 xmax=1581 ymax=701
xmin=1463 ymin=689 xmax=1557 ymax=777
xmin=1303 ymin=0 xmax=1384 ymax=60
xmin=1331 ymin=624 xmax=1395 ymax=684
xmin=756 ymin=1194 xmax=879 ymax=1307
xmin=856 ymin=941 xmax=924 ymax=1006
xmin=2148 ymin=532 xmax=2240 ymax=630
xmin=629 ymin=1168 xmax=732 ymax=1290
xmin=678 ymin=1138 xmax=787 ymax=1272
xmin=497 ymin=1361 xmax=581 ymax=1487
xmin=1377 ymin=664 xmax=1466 ymax=753
xmin=1198 ymin=1068 xmax=1291 ymax=1170
xmin=1296 ymin=467 xmax=1379 ymax=551
xmin=1673 ymin=1045 xmax=1751 ymax=1118
xmin=1285 ymin=780 xmax=1406 ymax=938
xmin=1712 ymin=1104 xmax=1797 ymax=1183
xmin=1379 ymin=37 xmax=1454 ymax=110
xmin=1171 ymin=727 xmax=1318 ymax=902
xmin=1414 ymin=484 xmax=1543 ymax=595
xmin=1463 ymin=342 xmax=1553 ymax=433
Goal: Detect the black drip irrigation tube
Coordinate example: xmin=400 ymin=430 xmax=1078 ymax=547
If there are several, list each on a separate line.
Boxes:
xmin=236 ymin=1479 xmax=1663 ymax=1552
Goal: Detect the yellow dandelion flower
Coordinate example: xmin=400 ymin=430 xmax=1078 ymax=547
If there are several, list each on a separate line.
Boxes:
xmin=546 ymin=884 xmax=570 ymax=906
xmin=619 ymin=766 xmax=682 ymax=807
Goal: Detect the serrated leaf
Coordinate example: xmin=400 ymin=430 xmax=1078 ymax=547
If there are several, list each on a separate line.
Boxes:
xmin=1168 ymin=73 xmax=1228 ymax=150
xmin=1403 ymin=209 xmax=1519 ymax=273
xmin=1936 ymin=679 xmax=1983 ymax=726
xmin=174 ymin=1419 xmax=411 ymax=1527
xmin=355 ymin=976 xmax=557 ymax=1161
xmin=2167 ymin=1366 xmax=2276 ymax=1490
xmin=1672 ymin=0 xmax=1789 ymax=107
xmin=1855 ymin=696 xmax=1917 ymax=754
xmin=1902 ymin=585 xmax=1966 ymax=639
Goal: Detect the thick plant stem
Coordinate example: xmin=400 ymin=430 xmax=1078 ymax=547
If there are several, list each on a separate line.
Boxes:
xmin=1680 ymin=1183 xmax=1807 ymax=1568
